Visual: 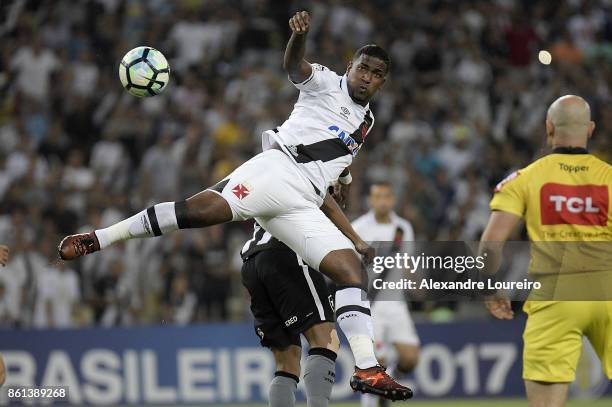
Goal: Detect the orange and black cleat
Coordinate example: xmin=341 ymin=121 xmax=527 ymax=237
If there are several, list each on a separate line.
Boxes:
xmin=58 ymin=232 xmax=100 ymax=260
xmin=350 ymin=365 xmax=413 ymax=401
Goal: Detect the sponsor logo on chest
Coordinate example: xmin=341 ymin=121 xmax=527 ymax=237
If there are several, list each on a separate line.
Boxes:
xmin=540 ymin=183 xmax=609 ymax=226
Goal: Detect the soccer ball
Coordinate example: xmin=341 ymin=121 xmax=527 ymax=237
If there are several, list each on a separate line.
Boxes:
xmin=119 ymin=46 xmax=170 ymax=97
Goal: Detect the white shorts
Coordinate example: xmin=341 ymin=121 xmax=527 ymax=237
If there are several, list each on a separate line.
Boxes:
xmin=372 ymin=301 xmax=420 ymax=358
xmin=208 ymin=149 xmax=354 ymax=270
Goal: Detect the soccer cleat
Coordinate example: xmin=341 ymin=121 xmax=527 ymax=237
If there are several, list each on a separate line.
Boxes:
xmin=350 ymin=365 xmax=413 ymax=401
xmin=58 ymin=232 xmax=100 ymax=260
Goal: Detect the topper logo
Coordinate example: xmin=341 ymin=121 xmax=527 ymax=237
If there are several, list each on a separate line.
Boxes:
xmin=540 ymin=183 xmax=608 ymax=226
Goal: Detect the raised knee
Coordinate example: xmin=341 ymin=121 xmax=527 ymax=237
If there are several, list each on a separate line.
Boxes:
xmin=397 ymin=348 xmax=420 ymax=374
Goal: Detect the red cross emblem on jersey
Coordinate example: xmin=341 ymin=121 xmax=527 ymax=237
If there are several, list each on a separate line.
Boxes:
xmin=232 ymin=183 xmax=250 ymax=199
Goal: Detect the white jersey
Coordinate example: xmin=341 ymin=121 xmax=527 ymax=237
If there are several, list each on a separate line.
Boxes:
xmin=352 ymin=211 xmax=414 ymax=243
xmin=352 ymin=210 xmax=415 ymax=297
xmin=262 ymin=63 xmax=375 ymax=195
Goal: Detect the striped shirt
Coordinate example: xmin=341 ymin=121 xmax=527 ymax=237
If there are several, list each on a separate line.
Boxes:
xmin=240 ymin=222 xmax=289 ymax=260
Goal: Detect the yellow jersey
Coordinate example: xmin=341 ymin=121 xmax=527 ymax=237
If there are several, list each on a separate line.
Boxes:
xmin=491 ymin=147 xmax=612 ymax=382
xmin=490 ymin=147 xmax=611 ymax=276
xmin=490 ymin=147 xmax=611 ymax=241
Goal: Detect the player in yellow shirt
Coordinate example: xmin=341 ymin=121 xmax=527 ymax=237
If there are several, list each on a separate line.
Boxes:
xmin=479 ymin=95 xmax=612 ymax=407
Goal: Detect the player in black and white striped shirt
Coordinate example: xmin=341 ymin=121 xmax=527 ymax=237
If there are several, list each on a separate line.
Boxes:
xmin=241 ymin=222 xmax=337 ymax=407
xmin=59 ymin=10 xmax=411 ymax=401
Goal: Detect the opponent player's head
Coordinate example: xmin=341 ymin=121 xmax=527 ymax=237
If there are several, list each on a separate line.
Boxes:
xmin=346 ymin=45 xmax=390 ymax=105
xmin=368 ymin=181 xmax=395 ymax=217
xmin=546 ymin=95 xmax=595 ymax=148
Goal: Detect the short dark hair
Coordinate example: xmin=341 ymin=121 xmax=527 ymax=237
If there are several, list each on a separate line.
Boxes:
xmin=353 ymin=44 xmax=391 ymax=73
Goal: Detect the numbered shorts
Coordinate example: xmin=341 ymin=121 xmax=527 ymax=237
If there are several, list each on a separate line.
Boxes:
xmin=207 ymin=149 xmax=354 ymax=270
xmin=522 ymin=300 xmax=612 ymax=382
xmin=371 ymin=301 xmax=420 ymax=360
xmin=241 ymin=248 xmax=335 ymax=349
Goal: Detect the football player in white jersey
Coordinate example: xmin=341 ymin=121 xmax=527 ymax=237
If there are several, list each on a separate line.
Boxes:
xmin=58 ymin=10 xmax=412 ymax=401
xmin=352 ymin=182 xmax=421 ymax=407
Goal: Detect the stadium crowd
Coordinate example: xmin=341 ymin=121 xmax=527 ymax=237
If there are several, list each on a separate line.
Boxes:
xmin=0 ymin=0 xmax=610 ymax=328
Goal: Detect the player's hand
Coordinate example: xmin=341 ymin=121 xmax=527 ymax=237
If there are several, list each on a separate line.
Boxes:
xmin=484 ymin=293 xmax=514 ymax=320
xmin=331 ymin=182 xmax=351 ymax=209
xmin=355 ymin=240 xmax=375 ymax=265
xmin=0 ymin=245 xmax=8 ymax=266
xmin=289 ymin=11 xmax=310 ymax=35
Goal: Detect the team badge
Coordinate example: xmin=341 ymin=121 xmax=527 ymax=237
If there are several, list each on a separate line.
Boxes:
xmin=232 ymin=183 xmax=250 ymax=199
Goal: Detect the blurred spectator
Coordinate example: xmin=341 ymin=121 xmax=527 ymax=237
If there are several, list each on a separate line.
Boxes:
xmin=10 ymin=37 xmax=59 ymax=102
xmin=162 ymin=271 xmax=197 ymax=325
xmin=32 ymin=262 xmax=80 ymax=329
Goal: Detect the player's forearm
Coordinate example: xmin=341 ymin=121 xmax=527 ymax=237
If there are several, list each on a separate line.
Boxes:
xmin=477 ymin=241 xmax=504 ymax=276
xmin=321 ymin=193 xmax=362 ymax=244
xmin=478 ymin=211 xmax=520 ymax=275
xmin=283 ymin=32 xmax=309 ymax=79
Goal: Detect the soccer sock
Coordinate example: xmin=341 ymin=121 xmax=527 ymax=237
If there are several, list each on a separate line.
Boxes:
xmin=335 ymin=287 xmax=378 ymax=369
xmin=304 ymin=348 xmax=337 ymax=407
xmin=269 ymin=371 xmax=298 ymax=407
xmin=360 ymin=393 xmax=380 ymax=407
xmin=95 ymin=202 xmax=180 ymax=249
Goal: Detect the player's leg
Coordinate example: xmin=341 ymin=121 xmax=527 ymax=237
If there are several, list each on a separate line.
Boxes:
xmin=241 ymin=250 xmax=303 ymax=407
xmin=361 ymin=301 xmax=419 ymax=407
xmin=254 ymin=249 xmax=338 ymax=407
xmin=258 ymin=212 xmax=412 ymax=400
xmin=524 ymin=381 xmax=569 ymax=407
xmin=522 ymin=301 xmax=586 ymax=407
xmin=270 ymin=346 xmax=301 ymax=407
xmin=387 ymin=302 xmax=420 ymax=374
xmin=58 ymin=149 xmax=301 ymax=260
xmin=393 ymin=343 xmax=419 ymax=374
xmin=583 ymin=301 xmax=612 ymax=381
xmin=58 ymin=188 xmax=233 ymax=260
xmin=302 ymin=322 xmax=339 ymax=407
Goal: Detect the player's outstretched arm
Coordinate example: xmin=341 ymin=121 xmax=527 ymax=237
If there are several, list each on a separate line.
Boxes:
xmin=320 ymin=193 xmax=374 ymax=263
xmin=283 ymin=11 xmax=313 ymax=83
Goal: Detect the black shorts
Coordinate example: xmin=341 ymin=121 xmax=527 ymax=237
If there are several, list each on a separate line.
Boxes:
xmin=241 ymin=248 xmax=335 ymax=349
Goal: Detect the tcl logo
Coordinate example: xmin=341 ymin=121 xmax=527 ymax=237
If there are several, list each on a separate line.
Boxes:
xmin=541 ymin=183 xmax=609 ymax=226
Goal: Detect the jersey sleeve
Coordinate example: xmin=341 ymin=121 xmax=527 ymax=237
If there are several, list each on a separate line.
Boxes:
xmin=489 ymin=170 xmax=527 ymax=218
xmin=290 ymin=63 xmax=336 ymax=93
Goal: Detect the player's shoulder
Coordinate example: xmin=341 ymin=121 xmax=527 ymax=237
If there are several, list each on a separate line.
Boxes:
xmin=392 ymin=213 xmax=414 ymax=233
xmin=310 ymin=62 xmax=341 ymax=80
xmin=397 ymin=217 xmax=414 ymax=231
xmin=310 ymin=62 xmax=330 ymax=72
xmin=586 ymin=154 xmax=612 ymax=171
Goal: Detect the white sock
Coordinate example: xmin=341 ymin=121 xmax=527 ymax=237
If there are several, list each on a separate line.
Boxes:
xmin=95 ymin=202 xmax=178 ymax=249
xmin=335 ymin=287 xmax=378 ymax=369
xmin=360 ymin=393 xmax=379 ymax=407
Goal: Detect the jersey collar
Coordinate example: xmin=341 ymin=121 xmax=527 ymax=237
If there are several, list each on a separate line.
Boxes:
xmin=552 ymin=147 xmax=589 ymax=154
xmin=368 ymin=210 xmax=397 ymax=224
xmin=340 ymin=75 xmax=370 ymax=110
